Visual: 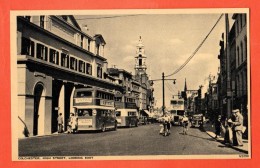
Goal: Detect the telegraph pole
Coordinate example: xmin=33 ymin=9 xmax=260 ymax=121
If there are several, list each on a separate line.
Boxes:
xmin=162 ymin=72 xmax=165 ymax=115
xmin=151 ymin=72 xmax=176 ymax=116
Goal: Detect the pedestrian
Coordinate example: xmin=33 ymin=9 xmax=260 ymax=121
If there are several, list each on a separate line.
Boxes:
xmin=231 ymin=109 xmax=244 ymax=146
xmin=57 ymin=113 xmax=63 ymax=133
xmin=67 ymin=114 xmax=72 ymax=134
xmin=70 ymin=113 xmax=78 ymax=133
xmin=160 ymin=113 xmax=171 ymax=136
xmin=215 ymin=115 xmax=222 ymax=139
xmin=182 ymin=115 xmax=189 ymax=135
xmin=223 ymin=116 xmax=234 ymax=145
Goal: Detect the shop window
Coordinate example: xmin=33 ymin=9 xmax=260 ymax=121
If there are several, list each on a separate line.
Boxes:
xmin=21 ymin=37 xmax=34 ymax=56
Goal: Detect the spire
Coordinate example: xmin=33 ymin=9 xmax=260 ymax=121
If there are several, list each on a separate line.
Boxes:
xmin=184 ymin=78 xmax=187 ymax=92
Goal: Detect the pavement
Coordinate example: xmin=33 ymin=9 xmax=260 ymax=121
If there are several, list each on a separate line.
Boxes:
xmin=203 ymin=121 xmax=249 ymax=154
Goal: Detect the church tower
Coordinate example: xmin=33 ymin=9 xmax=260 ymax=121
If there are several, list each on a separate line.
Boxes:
xmin=135 ymin=36 xmax=147 ymax=76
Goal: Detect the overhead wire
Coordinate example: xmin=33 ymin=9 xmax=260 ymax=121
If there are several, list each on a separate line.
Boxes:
xmin=165 ymin=14 xmax=224 ymax=78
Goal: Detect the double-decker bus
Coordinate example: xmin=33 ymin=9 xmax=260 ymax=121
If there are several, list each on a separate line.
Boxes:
xmin=169 ymin=98 xmax=185 ymax=126
xmin=115 ymin=109 xmax=138 ymax=127
xmin=73 ymin=87 xmax=117 ymax=132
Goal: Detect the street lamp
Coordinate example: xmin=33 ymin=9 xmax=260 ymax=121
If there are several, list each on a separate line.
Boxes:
xmin=150 ymin=72 xmax=176 ymax=115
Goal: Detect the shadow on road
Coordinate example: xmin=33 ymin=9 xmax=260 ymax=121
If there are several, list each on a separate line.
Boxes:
xmin=179 ymin=132 xmax=216 ymax=142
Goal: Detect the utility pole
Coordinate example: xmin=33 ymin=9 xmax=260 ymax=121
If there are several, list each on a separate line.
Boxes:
xmin=162 ymin=72 xmax=165 ymax=115
xmin=151 ymin=72 xmax=176 ymax=116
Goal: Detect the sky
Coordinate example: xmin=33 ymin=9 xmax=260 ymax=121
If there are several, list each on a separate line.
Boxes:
xmin=75 ymin=11 xmax=234 ymax=109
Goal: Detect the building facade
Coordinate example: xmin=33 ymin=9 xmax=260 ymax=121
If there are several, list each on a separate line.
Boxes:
xmin=134 ymin=37 xmax=154 ymax=116
xmin=17 ymin=15 xmax=122 ymax=137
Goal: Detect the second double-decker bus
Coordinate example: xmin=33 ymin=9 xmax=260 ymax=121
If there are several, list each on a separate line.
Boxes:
xmin=169 ymin=97 xmax=185 ymax=126
xmin=115 ymin=109 xmax=138 ymax=127
xmin=73 ymin=87 xmax=117 ymax=132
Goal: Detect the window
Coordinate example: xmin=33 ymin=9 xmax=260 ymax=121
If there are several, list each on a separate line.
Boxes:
xmin=21 ymin=37 xmax=34 ymax=56
xmin=240 ymin=14 xmax=243 ymax=32
xmin=97 ymin=65 xmax=102 ymax=78
xmin=61 ymin=53 xmax=69 ymax=68
xmin=88 ymin=39 xmax=91 ymax=51
xmin=62 ymin=16 xmax=68 ymax=21
xmin=128 ymin=112 xmax=136 ymax=116
xmin=96 ymin=44 xmax=100 ymax=55
xmin=25 ymin=16 xmax=31 ymax=21
xmin=139 ymin=59 xmax=142 ymax=66
xmin=171 ymin=100 xmax=177 ymax=105
xmin=78 ymin=109 xmax=93 ymax=117
xmin=241 ymin=42 xmax=244 ymax=62
xmin=49 ymin=49 xmax=59 ymax=65
xmin=237 ymin=47 xmax=240 ymax=67
xmin=80 ymin=35 xmax=84 ymax=48
xmin=36 ymin=43 xmax=48 ymax=60
xmin=76 ymin=91 xmax=92 ymax=97
xmin=70 ymin=57 xmax=77 ymax=70
xmin=243 ymin=14 xmax=247 ymax=26
xmin=116 ymin=111 xmax=121 ymax=117
xmin=40 ymin=16 xmax=45 ymax=28
xmin=244 ymin=36 xmax=247 ymax=60
xmin=86 ymin=63 xmax=92 ymax=75
xmin=79 ymin=60 xmax=85 ymax=73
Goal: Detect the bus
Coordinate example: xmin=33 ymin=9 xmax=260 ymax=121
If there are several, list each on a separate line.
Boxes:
xmin=115 ymin=109 xmax=138 ymax=127
xmin=169 ymin=98 xmax=185 ymax=126
xmin=73 ymin=87 xmax=117 ymax=132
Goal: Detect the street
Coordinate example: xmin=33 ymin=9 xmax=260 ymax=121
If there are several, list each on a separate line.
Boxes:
xmin=19 ymin=123 xmax=244 ymax=156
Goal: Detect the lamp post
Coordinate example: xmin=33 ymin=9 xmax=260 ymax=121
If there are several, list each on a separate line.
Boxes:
xmin=151 ymin=72 xmax=176 ymax=115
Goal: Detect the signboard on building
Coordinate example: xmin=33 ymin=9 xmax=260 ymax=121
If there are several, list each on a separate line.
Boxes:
xmin=74 ymin=98 xmax=93 ymax=104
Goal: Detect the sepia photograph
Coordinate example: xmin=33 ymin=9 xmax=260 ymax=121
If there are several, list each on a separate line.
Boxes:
xmin=11 ymin=9 xmax=250 ymax=160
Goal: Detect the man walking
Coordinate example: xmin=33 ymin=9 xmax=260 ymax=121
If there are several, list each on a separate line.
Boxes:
xmin=57 ymin=113 xmax=63 ymax=133
xmin=232 ymin=109 xmax=244 ymax=146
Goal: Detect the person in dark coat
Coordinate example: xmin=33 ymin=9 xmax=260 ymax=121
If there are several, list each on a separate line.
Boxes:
xmin=215 ymin=115 xmax=222 ymax=138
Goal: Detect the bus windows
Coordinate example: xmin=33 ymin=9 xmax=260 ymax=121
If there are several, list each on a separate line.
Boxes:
xmin=177 ymin=110 xmax=184 ymax=116
xmin=178 ymin=101 xmax=184 ymax=105
xmin=128 ymin=112 xmax=136 ymax=116
xmin=171 ymin=100 xmax=177 ymax=105
xmin=76 ymin=91 xmax=92 ymax=97
xmin=78 ymin=109 xmax=93 ymax=116
xmin=170 ymin=110 xmax=177 ymax=115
